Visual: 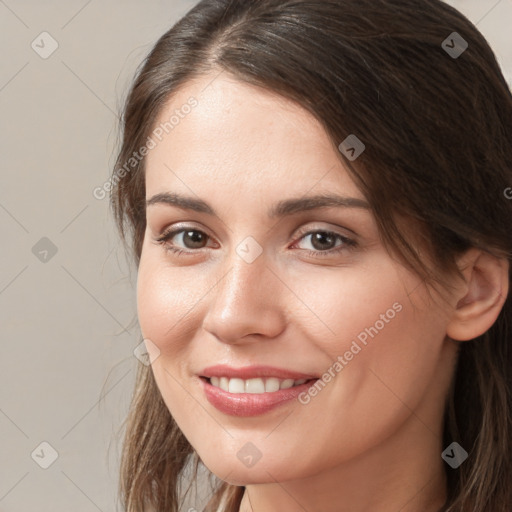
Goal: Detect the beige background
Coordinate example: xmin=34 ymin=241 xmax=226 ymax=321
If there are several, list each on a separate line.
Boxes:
xmin=1 ymin=1 xmax=511 ymax=511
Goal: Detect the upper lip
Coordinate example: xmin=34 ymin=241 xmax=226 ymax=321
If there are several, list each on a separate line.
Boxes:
xmin=200 ymin=365 xmax=318 ymax=380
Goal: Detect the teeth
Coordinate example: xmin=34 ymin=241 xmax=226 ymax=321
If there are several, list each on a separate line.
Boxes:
xmin=246 ymin=378 xmax=265 ymax=394
xmin=228 ymin=378 xmax=245 ymax=393
xmin=208 ymin=376 xmax=310 ymax=393
xmin=265 ymin=377 xmax=280 ymax=392
xmin=219 ymin=377 xmax=229 ymax=392
xmin=280 ymin=379 xmax=294 ymax=389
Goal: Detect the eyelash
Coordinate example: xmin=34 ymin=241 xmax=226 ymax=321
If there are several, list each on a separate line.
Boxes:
xmin=154 ymin=226 xmax=357 ymax=259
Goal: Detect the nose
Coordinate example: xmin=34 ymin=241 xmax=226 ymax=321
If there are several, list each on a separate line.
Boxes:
xmin=201 ymin=251 xmax=287 ymax=344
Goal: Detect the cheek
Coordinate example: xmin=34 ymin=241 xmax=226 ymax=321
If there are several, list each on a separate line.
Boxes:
xmin=136 ymin=253 xmax=206 ymax=357
xmin=291 ymin=264 xmax=450 ymax=430
xmin=136 ymin=255 xmax=207 ymax=427
xmin=296 ymin=256 xmax=445 ymax=365
xmin=286 ymin=259 xmax=409 ymax=357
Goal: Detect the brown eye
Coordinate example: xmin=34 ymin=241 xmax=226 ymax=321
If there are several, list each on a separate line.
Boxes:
xmin=296 ymin=230 xmax=354 ymax=252
xmin=291 ymin=228 xmax=358 ymax=260
xmin=180 ymin=230 xmax=208 ymax=249
xmin=156 ymin=228 xmax=211 ymax=253
xmin=309 ymin=232 xmax=338 ymax=251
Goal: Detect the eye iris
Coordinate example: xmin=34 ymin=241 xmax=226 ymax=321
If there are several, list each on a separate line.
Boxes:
xmin=184 ymin=230 xmax=207 ymax=249
xmin=311 ymin=232 xmax=336 ymax=250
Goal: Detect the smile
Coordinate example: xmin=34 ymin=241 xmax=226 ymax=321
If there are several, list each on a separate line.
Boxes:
xmin=207 ymin=376 xmax=309 ymax=393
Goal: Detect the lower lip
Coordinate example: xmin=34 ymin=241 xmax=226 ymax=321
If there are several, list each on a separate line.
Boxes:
xmin=200 ymin=377 xmax=318 ymax=417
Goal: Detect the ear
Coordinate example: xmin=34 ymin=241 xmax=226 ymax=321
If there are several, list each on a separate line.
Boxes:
xmin=446 ymin=249 xmax=509 ymax=341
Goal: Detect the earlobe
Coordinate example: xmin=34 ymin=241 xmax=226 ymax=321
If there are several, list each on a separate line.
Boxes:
xmin=446 ymin=250 xmax=509 ymax=341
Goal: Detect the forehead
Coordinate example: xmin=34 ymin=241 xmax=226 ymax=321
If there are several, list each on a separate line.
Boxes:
xmin=144 ymin=72 xmax=363 ymax=201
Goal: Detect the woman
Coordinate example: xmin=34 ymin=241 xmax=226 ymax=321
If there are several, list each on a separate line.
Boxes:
xmin=110 ymin=0 xmax=512 ymax=510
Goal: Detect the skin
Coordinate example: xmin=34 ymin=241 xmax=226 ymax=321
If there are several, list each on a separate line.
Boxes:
xmin=136 ymin=71 xmax=509 ymax=512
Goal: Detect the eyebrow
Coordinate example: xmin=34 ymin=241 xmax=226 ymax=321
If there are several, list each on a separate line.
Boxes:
xmin=146 ymin=192 xmax=370 ymax=218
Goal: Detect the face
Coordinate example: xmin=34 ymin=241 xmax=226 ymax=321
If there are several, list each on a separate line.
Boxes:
xmin=137 ymin=72 xmax=459 ymax=485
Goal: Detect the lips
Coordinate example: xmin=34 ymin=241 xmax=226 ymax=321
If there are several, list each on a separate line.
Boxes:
xmin=199 ymin=365 xmax=319 ymax=416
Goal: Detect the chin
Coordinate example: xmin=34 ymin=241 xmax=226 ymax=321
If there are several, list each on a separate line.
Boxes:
xmin=198 ymin=447 xmax=312 ymax=485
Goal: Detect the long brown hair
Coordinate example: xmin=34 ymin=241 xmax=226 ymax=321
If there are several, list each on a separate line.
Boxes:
xmin=110 ymin=1 xmax=512 ymax=510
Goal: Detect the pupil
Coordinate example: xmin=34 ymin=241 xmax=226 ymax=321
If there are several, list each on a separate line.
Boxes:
xmin=312 ymin=232 xmax=335 ymax=250
xmin=185 ymin=230 xmax=206 ymax=248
